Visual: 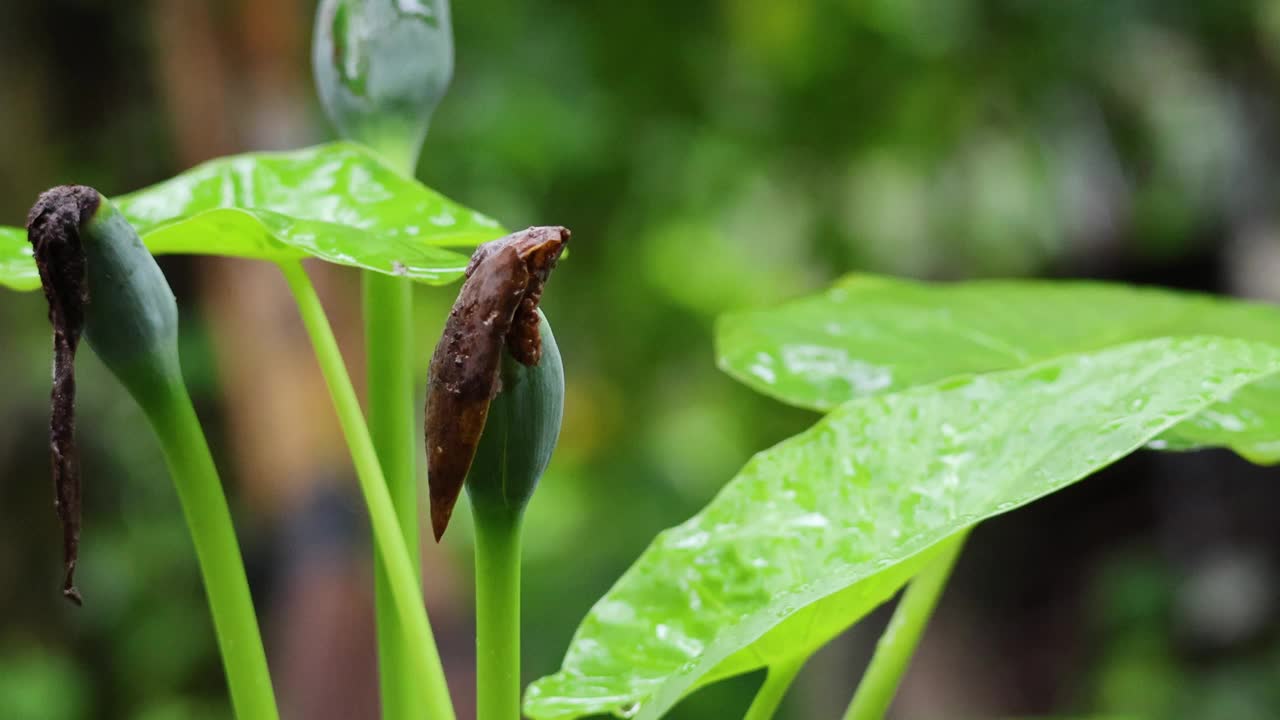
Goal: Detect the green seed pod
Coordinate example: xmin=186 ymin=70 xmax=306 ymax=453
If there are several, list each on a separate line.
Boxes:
xmin=464 ymin=310 xmax=564 ymax=518
xmin=27 ymin=186 xmax=181 ymax=603
xmin=312 ymin=0 xmax=454 ymax=165
xmin=425 ymin=227 xmax=569 ymax=539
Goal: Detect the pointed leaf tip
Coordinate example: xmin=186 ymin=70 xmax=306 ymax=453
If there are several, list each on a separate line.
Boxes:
xmin=431 ymin=506 xmax=451 ymax=543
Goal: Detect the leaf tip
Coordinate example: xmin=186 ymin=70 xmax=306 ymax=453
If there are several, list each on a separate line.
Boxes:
xmin=430 ymin=502 xmax=453 ymax=542
xmin=62 ymin=584 xmax=83 ymax=607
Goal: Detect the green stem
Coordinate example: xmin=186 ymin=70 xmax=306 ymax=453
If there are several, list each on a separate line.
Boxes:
xmin=472 ymin=504 xmax=524 ymax=720
xmin=142 ymin=378 xmax=279 ymax=720
xmin=742 ymin=658 xmax=805 ymax=720
xmin=841 ymin=533 xmax=968 ymax=720
xmin=277 ymin=261 xmax=455 ymax=720
xmin=364 ymin=270 xmax=423 ymax=720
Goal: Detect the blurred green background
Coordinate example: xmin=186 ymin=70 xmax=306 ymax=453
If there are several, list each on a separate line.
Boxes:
xmin=3 ymin=1 xmax=1280 ymax=718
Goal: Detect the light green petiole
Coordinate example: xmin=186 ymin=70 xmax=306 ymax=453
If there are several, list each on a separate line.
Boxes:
xmin=142 ymin=377 xmax=281 ymax=720
xmin=277 ymin=260 xmax=455 ymax=720
xmin=63 ymin=189 xmax=280 ymax=720
xmin=363 ymin=141 xmax=431 ymax=720
xmin=472 ymin=505 xmax=524 ymax=720
xmin=742 ymin=657 xmax=806 ymax=720
xmin=365 ymin=270 xmax=424 ymax=720
xmin=841 ymin=532 xmax=969 ymax=720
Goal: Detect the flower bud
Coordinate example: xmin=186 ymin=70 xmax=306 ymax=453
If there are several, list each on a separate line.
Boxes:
xmin=80 ymin=198 xmax=182 ymax=400
xmin=27 ymin=186 xmax=181 ymax=603
xmin=464 ymin=310 xmax=564 ymax=517
xmin=425 ymin=227 xmax=569 ymax=539
xmin=313 ymin=0 xmax=454 ymax=165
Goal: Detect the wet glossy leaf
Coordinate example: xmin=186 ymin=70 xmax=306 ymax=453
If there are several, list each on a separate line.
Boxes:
xmin=718 ymin=275 xmax=1280 ymax=462
xmin=0 ymin=226 xmax=37 ymax=291
xmin=0 ymin=142 xmax=504 ymax=292
xmin=525 ymin=337 xmax=1280 ymax=719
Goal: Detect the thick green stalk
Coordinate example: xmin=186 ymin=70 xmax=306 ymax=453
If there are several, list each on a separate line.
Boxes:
xmin=472 ymin=504 xmax=524 ymax=720
xmin=742 ymin=658 xmax=805 ymax=720
xmin=841 ymin=533 xmax=968 ymax=720
xmin=361 ymin=140 xmax=427 ymax=720
xmin=365 ymin=270 xmax=422 ymax=720
xmin=43 ymin=188 xmax=278 ymax=720
xmin=142 ymin=378 xmax=280 ymax=720
xmin=278 ymin=261 xmax=455 ymax=720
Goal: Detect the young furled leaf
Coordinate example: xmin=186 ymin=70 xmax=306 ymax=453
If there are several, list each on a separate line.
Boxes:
xmin=313 ymin=0 xmax=453 ymax=164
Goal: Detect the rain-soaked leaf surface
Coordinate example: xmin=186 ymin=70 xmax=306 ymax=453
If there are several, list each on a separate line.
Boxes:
xmin=0 ymin=142 xmax=503 ymax=292
xmin=0 ymin=226 xmax=38 ymax=291
xmin=718 ymin=275 xmax=1280 ymax=462
xmin=525 ymin=337 xmax=1280 ymax=719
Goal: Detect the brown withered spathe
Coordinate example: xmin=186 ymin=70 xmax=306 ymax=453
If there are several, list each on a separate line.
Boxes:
xmin=425 ymin=226 xmax=569 ymax=540
xmin=27 ymin=186 xmax=101 ymax=605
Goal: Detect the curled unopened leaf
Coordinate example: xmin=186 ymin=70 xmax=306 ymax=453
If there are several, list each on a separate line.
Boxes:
xmin=313 ymin=0 xmax=454 ymax=163
xmin=26 ymin=186 xmax=99 ymax=605
xmin=425 ymin=227 xmax=569 ymax=539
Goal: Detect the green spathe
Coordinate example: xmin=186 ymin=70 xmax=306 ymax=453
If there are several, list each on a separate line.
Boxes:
xmin=465 ymin=309 xmax=563 ymax=720
xmin=80 ymin=196 xmax=182 ymax=400
xmin=466 ymin=309 xmax=566 ymax=515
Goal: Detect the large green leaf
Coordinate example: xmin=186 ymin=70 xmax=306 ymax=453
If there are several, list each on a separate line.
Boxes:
xmin=0 ymin=142 xmax=503 ymax=292
xmin=717 ymin=275 xmax=1280 ymax=462
xmin=526 ymin=337 xmax=1280 ymax=719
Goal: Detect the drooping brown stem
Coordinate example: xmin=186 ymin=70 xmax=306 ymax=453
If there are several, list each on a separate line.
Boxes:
xmin=26 ymin=185 xmax=101 ymax=605
xmin=424 ymin=226 xmax=568 ymax=540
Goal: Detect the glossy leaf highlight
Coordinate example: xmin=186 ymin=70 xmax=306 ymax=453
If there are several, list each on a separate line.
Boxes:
xmin=0 ymin=143 xmax=503 ymax=292
xmin=526 ymin=338 xmax=1280 ymax=719
xmin=718 ymin=275 xmax=1280 ymax=462
xmin=0 ymin=226 xmax=38 ymax=291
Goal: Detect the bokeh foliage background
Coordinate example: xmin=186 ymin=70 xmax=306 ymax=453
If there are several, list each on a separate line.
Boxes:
xmin=3 ymin=1 xmax=1280 ymax=718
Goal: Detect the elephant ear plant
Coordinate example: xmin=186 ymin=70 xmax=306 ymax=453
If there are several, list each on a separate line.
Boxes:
xmin=7 ymin=2 xmax=566 ymax=720
xmin=10 ymin=4 xmax=1280 ymax=720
